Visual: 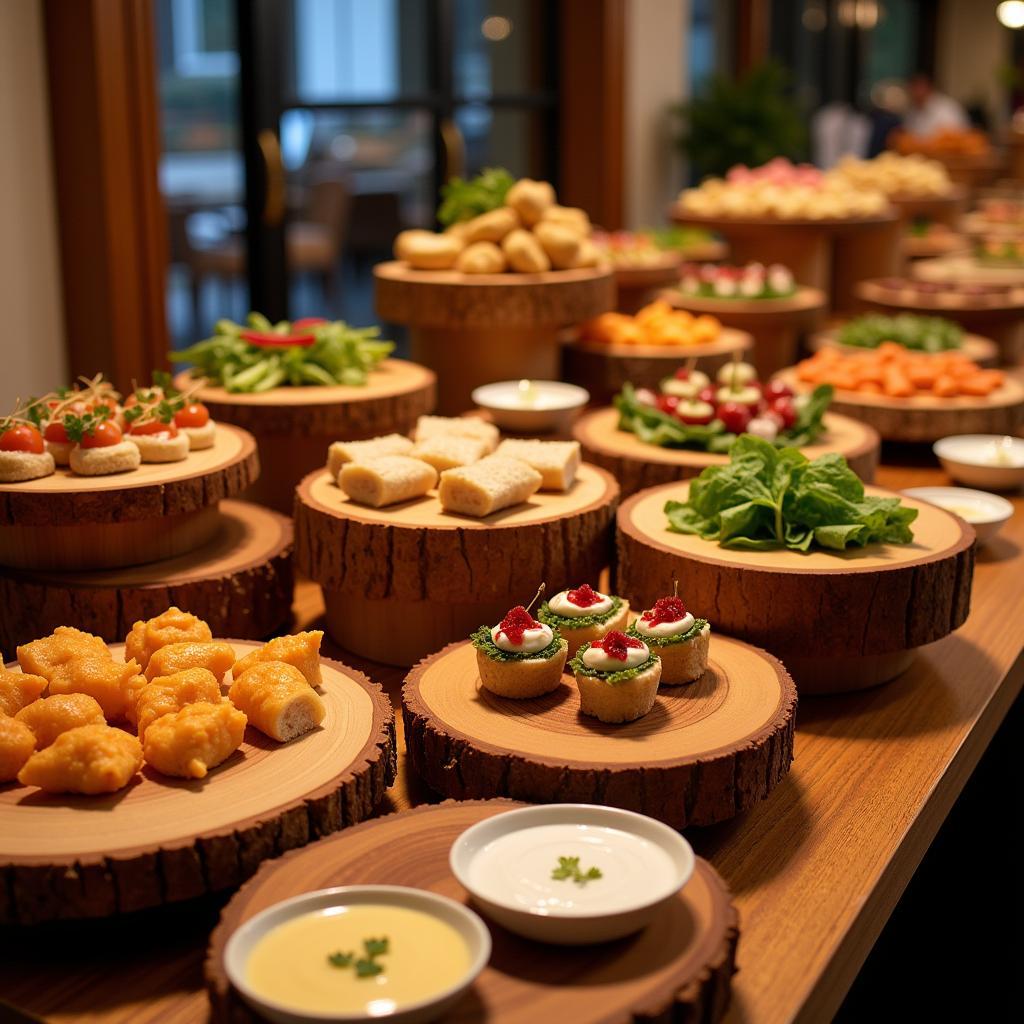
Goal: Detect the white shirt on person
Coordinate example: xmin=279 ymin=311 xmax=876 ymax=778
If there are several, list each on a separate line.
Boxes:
xmin=904 ymin=94 xmax=969 ymax=137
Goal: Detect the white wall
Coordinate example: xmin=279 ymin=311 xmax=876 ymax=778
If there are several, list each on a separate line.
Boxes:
xmin=624 ymin=0 xmax=688 ymax=228
xmin=0 ymin=0 xmax=66 ymax=411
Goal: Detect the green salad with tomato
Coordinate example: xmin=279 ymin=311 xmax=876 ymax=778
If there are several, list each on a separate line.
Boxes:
xmin=170 ymin=313 xmax=394 ymax=392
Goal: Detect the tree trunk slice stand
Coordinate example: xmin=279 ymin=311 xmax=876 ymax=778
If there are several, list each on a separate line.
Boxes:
xmin=402 ymin=638 xmax=795 ymax=828
xmin=668 ymin=208 xmax=902 ymax=314
xmin=294 ymin=463 xmax=620 ymax=667
xmin=0 ymin=643 xmax=396 ymax=925
xmin=0 ymin=424 xmax=258 ymax=572
xmin=912 ymin=254 xmax=1024 ymax=288
xmin=573 ymin=407 xmax=879 ymax=499
xmin=901 ymin=231 xmax=969 ymax=261
xmin=661 ymin=286 xmax=828 ymax=377
xmin=0 ymin=500 xmax=293 ymax=650
xmin=809 ymin=328 xmax=1000 ymax=368
xmin=612 ymin=252 xmax=683 ymax=313
xmin=776 ymin=367 xmax=1024 ymax=443
xmin=173 ymin=361 xmax=436 ymax=515
xmin=887 ymin=189 xmax=967 ymax=228
xmin=616 ymin=482 xmax=975 ymax=694
xmin=561 ymin=329 xmax=753 ymax=406
xmin=374 ymin=261 xmax=616 ymax=414
xmin=205 ymin=800 xmax=740 ymax=1024
xmin=856 ymin=277 xmax=1024 ymax=365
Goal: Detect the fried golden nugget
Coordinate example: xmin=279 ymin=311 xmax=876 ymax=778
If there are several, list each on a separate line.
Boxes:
xmin=17 ymin=724 xmax=142 ymax=794
xmin=131 ymin=668 xmax=221 ymax=738
xmin=0 ymin=715 xmax=36 ymax=782
xmin=229 ymin=661 xmax=325 ymax=742
xmin=17 ymin=626 xmax=110 ymax=681
xmin=47 ymin=657 xmax=146 ymax=721
xmin=15 ymin=693 xmax=105 ymax=748
xmin=143 ymin=701 xmax=246 ymax=779
xmin=124 ymin=607 xmax=213 ymax=672
xmin=0 ymin=667 xmax=48 ymax=717
xmin=231 ymin=631 xmax=324 ymax=688
xmin=144 ymin=641 xmax=236 ymax=683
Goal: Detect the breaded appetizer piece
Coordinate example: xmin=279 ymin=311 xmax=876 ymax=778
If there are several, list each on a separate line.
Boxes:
xmin=339 ymin=454 xmax=436 ymax=508
xmin=0 ymin=667 xmax=48 ymax=717
xmin=143 ymin=701 xmax=246 ymax=779
xmin=438 ymin=456 xmax=542 ymax=517
xmin=18 ymin=724 xmax=143 ymax=794
xmin=17 ymin=626 xmax=110 ymax=681
xmin=15 ymin=693 xmax=105 ymax=748
xmin=125 ymin=607 xmax=214 ymax=672
xmin=494 ymin=439 xmax=581 ymax=491
xmin=229 ymin=661 xmax=325 ymax=743
xmin=48 ymin=657 xmax=146 ymax=721
xmin=231 ymin=631 xmax=323 ymax=688
xmin=327 ymin=434 xmax=414 ymax=478
xmin=131 ymin=667 xmax=222 ymax=738
xmin=144 ymin=641 xmax=236 ymax=683
xmin=0 ymin=716 xmax=36 ymax=783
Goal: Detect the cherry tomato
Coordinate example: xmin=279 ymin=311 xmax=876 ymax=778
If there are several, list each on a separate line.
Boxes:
xmin=174 ymin=402 xmax=210 ymax=428
xmin=240 ymin=328 xmax=316 ymax=348
xmin=81 ymin=421 xmax=124 ymax=448
xmin=129 ymin=420 xmax=179 ymax=438
xmin=697 ymin=386 xmax=716 ymax=404
xmin=656 ymin=394 xmax=680 ymax=415
xmin=770 ymin=396 xmax=797 ymax=429
xmin=717 ymin=401 xmax=753 ymax=434
xmin=673 ymin=367 xmax=692 ymax=381
xmin=44 ymin=421 xmax=69 ymax=444
xmin=762 ymin=380 xmax=794 ymax=402
xmin=675 ymin=400 xmax=715 ymax=426
xmin=291 ymin=317 xmax=328 ymax=330
xmin=0 ymin=424 xmax=44 ymax=454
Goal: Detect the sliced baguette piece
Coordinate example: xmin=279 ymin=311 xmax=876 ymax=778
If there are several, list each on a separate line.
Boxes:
xmin=327 ymin=434 xmax=414 ymax=478
xmin=650 ymin=623 xmax=711 ymax=685
xmin=228 ymin=661 xmax=325 ymax=742
xmin=494 ymin=438 xmax=581 ymax=491
xmin=438 ymin=456 xmax=542 ymax=517
xmin=574 ymin=659 xmax=661 ymax=723
xmin=476 ymin=639 xmax=568 ymax=698
xmin=413 ymin=415 xmax=500 ymax=453
xmin=69 ymin=441 xmax=140 ymax=476
xmin=339 ymin=454 xmax=437 ymax=508
xmin=411 ymin=434 xmax=489 ymax=473
xmin=0 ymin=450 xmax=55 ymax=482
xmin=126 ymin=431 xmax=190 ymax=463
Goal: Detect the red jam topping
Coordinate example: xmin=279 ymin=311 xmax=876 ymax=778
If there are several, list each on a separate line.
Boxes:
xmin=566 ymin=583 xmax=603 ymax=608
xmin=595 ymin=630 xmax=644 ymax=661
xmin=641 ymin=596 xmax=687 ymax=627
xmin=497 ymin=605 xmax=541 ymax=645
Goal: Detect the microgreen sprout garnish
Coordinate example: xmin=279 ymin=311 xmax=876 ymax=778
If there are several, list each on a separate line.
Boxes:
xmin=327 ymin=936 xmax=390 ymax=978
xmin=551 ymin=856 xmax=603 ymax=886
xmin=62 ymin=408 xmax=111 ymax=443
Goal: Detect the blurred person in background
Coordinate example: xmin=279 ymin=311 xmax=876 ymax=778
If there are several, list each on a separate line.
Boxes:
xmin=903 ymin=71 xmax=968 ymax=137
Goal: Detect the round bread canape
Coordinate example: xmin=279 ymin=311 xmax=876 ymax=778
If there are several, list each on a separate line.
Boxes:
xmin=571 ymin=634 xmax=662 ymax=724
xmin=616 ymin=481 xmax=976 ymax=693
xmin=538 ymin=586 xmax=630 ymax=660
xmin=125 ymin=429 xmax=191 ymax=463
xmin=0 ymin=640 xmax=396 ymax=925
xmin=473 ymin=606 xmax=569 ymax=699
xmin=374 ymin=260 xmax=616 ymax=413
xmin=0 ymin=424 xmax=259 ymax=572
xmin=0 ymin=450 xmax=55 ymax=483
xmin=205 ymin=800 xmax=740 ymax=1024
xmin=174 ymin=360 xmax=437 ymax=514
xmin=630 ymin=600 xmax=711 ymax=686
xmin=402 ymin=635 xmax=796 ymax=827
xmin=809 ymin=327 xmax=1000 ymax=368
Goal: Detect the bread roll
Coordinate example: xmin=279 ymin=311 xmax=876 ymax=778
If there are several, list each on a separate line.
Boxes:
xmin=394 ymin=229 xmax=437 ymax=261
xmin=327 ymin=434 xmax=415 ymax=479
xmin=413 ymin=415 xmax=499 ymax=452
xmin=411 ymin=434 xmax=489 ymax=473
xmin=401 ymin=232 xmax=463 ymax=270
xmin=494 ymin=439 xmax=581 ymax=491
xmin=505 ymin=179 xmax=556 ymax=226
xmin=339 ymin=455 xmax=437 ymax=508
xmin=463 ymin=206 xmax=519 ymax=243
xmin=229 ymin=661 xmax=325 ymax=742
xmin=455 ymin=241 xmax=506 ymax=274
xmin=533 ymin=221 xmax=582 ymax=269
xmin=541 ymin=204 xmax=592 ymax=237
xmin=438 ymin=456 xmax=542 ymax=517
xmin=502 ymin=228 xmax=550 ymax=273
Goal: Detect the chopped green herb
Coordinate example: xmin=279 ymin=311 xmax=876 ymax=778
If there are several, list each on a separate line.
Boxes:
xmin=327 ymin=936 xmax=389 ymax=978
xmin=437 ymin=167 xmax=515 ymax=226
xmin=327 ymin=951 xmax=354 ymax=967
xmin=551 ymin=856 xmax=603 ymax=886
xmin=355 ymin=959 xmax=383 ymax=977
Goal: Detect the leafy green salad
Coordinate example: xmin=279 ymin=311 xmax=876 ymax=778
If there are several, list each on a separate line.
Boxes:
xmin=437 ymin=167 xmax=515 ymax=226
xmin=664 ymin=435 xmax=917 ymax=553
xmin=837 ymin=314 xmax=962 ymax=353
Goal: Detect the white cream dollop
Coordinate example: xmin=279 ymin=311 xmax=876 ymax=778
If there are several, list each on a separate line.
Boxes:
xmin=491 ymin=622 xmax=554 ymax=654
xmin=582 ymin=640 xmax=650 ymax=672
xmin=633 ymin=611 xmax=695 ymax=639
xmin=549 ymin=589 xmax=614 ymax=618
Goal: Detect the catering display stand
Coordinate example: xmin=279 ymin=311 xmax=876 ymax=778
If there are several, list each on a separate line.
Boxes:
xmin=573 ymin=407 xmax=879 ymax=499
xmin=616 ymin=482 xmax=974 ymax=693
xmin=887 ymin=188 xmax=967 ymax=228
xmin=809 ymin=327 xmax=1000 ymax=367
xmin=206 ymin=799 xmax=740 ymax=1024
xmin=0 ymin=644 xmax=395 ymax=925
xmin=662 ymin=286 xmax=827 ymax=376
xmin=294 ymin=463 xmax=619 ymax=666
xmin=174 ymin=360 xmax=436 ymax=515
xmin=374 ymin=261 xmax=615 ymax=414
xmin=901 ymin=231 xmax=968 ymax=261
xmin=561 ymin=328 xmax=753 ymax=405
xmin=612 ymin=252 xmax=683 ymax=313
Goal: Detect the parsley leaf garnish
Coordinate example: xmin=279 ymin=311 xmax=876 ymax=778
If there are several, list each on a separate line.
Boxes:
xmin=551 ymin=856 xmax=603 ymax=886
xmin=327 ymin=936 xmax=389 ymax=977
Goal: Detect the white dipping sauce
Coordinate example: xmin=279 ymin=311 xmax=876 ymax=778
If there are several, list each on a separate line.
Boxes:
xmin=466 ymin=823 xmax=679 ymax=916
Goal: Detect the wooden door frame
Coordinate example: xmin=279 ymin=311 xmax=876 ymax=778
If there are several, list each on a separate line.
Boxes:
xmin=43 ymin=0 xmax=168 ymax=387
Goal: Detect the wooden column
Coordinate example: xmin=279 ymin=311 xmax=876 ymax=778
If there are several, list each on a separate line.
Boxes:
xmin=43 ymin=0 xmax=168 ymax=385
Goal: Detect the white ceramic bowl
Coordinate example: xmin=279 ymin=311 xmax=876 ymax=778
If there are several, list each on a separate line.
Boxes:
xmin=902 ymin=486 xmax=1014 ymax=544
xmin=933 ymin=434 xmax=1024 ymax=491
xmin=472 ymin=379 xmax=589 ymax=433
xmin=224 ymin=885 xmax=491 ymax=1024
xmin=449 ymin=804 xmax=694 ymax=945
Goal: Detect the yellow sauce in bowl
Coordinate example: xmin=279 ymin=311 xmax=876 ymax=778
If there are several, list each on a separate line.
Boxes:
xmin=246 ymin=904 xmax=472 ymax=1016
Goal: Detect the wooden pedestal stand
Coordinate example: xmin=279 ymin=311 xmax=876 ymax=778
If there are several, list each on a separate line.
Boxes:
xmin=174 ymin=361 xmax=436 ymax=514
xmin=913 ymin=255 xmax=1024 ymax=288
xmin=901 ymin=231 xmax=969 ymax=261
xmin=294 ymin=464 xmax=619 ymax=667
xmin=888 ymin=189 xmax=966 ymax=228
xmin=662 ymin=286 xmax=827 ymax=376
xmin=612 ymin=253 xmax=683 ymax=313
xmin=374 ymin=261 xmax=615 ymax=414
xmin=668 ymin=209 xmax=902 ymax=314
xmin=777 ymin=368 xmax=1024 ymax=442
xmin=561 ymin=329 xmax=753 ymax=405
xmin=206 ymin=800 xmax=739 ymax=1024
xmin=0 ymin=424 xmax=258 ymax=572
xmin=403 ymin=638 xmax=795 ymax=827
xmin=0 ymin=644 xmax=396 ymax=925
xmin=936 ymin=152 xmax=1003 ymax=194
xmin=617 ymin=483 xmax=975 ymax=693
xmin=810 ymin=328 xmax=1000 ymax=367
xmin=0 ymin=500 xmax=293 ymax=650
xmin=574 ymin=407 xmax=879 ymax=499
xmin=856 ymin=278 xmax=1024 ymax=365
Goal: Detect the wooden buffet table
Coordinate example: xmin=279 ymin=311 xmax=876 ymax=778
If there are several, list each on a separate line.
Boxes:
xmin=2 ymin=463 xmax=1021 ymax=1024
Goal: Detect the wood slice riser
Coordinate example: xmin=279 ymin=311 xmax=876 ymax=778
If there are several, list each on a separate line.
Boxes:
xmin=206 ymin=800 xmax=740 ymax=1024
